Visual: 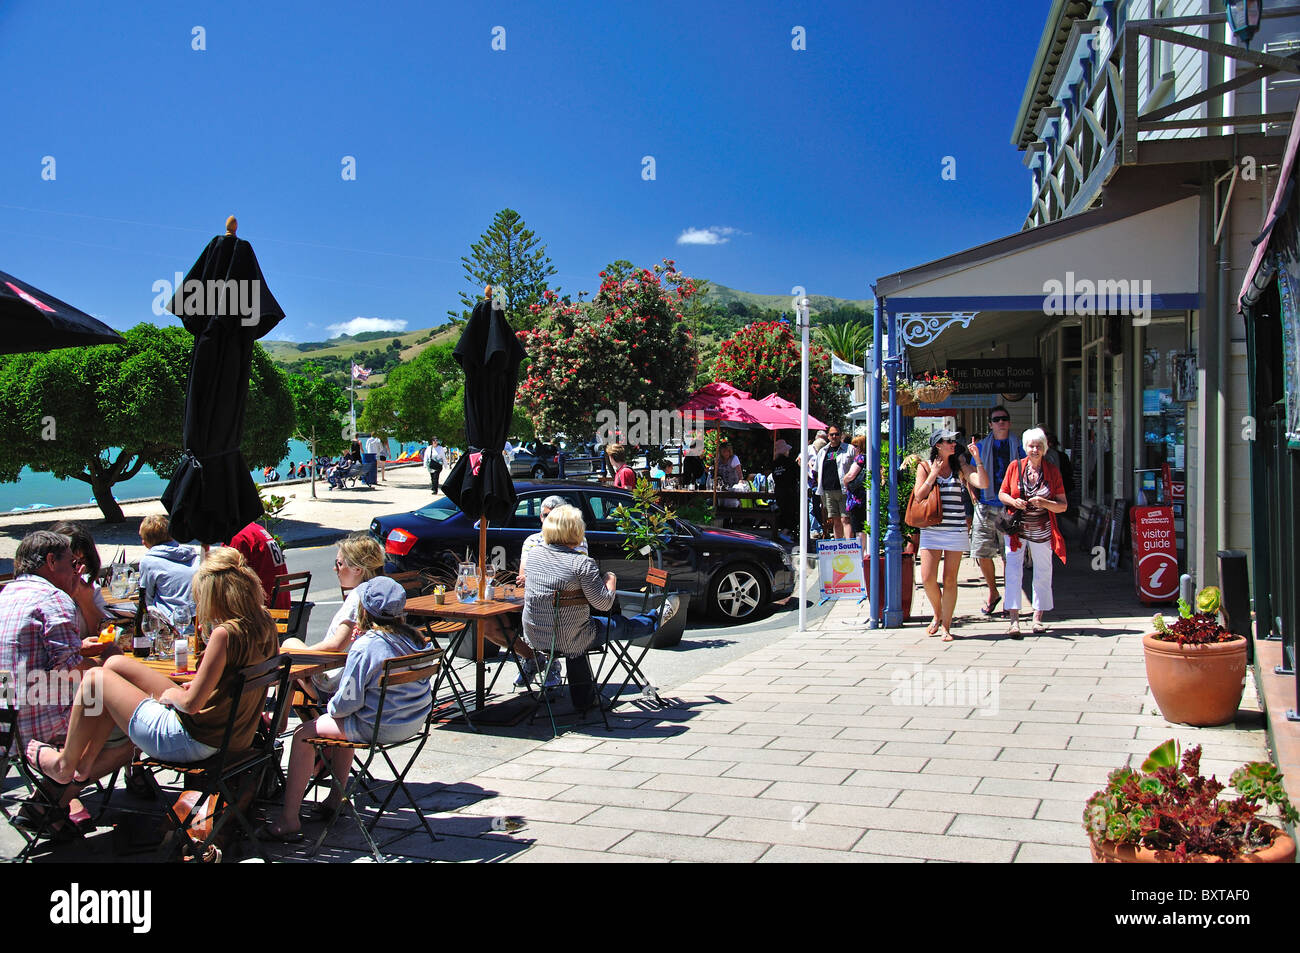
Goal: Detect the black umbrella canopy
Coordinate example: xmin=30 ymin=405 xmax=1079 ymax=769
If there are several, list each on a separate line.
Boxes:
xmin=442 ymin=296 xmax=526 ymax=524
xmin=0 ymin=270 xmax=124 ymax=354
xmin=161 ymin=220 xmax=285 ymax=544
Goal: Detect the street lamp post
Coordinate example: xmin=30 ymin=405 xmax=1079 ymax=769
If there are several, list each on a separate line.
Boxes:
xmin=797 ymin=297 xmax=811 ymax=634
xmin=1225 ymin=0 xmax=1264 ymax=48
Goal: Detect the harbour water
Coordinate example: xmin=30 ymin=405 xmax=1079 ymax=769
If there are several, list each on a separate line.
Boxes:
xmin=1 ymin=438 xmax=419 ymax=513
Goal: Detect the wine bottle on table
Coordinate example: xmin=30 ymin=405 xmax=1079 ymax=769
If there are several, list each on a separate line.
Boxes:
xmin=132 ymin=589 xmax=150 ymax=659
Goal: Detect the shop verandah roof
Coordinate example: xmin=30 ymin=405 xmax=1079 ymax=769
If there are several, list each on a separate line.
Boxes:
xmin=874 ymin=165 xmax=1204 ymax=366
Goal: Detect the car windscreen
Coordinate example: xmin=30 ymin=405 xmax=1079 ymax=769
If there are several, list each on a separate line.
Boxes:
xmin=412 ymin=497 xmax=461 ymax=522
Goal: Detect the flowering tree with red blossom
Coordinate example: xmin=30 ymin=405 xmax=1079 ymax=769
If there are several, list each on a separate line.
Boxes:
xmin=517 ymin=260 xmax=699 ymax=441
xmin=711 ymin=320 xmax=850 ymax=425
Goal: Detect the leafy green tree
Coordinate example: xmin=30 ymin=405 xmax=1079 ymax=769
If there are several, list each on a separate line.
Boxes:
xmin=449 ymin=208 xmax=558 ymax=332
xmin=518 ymin=260 xmax=698 ymax=441
xmin=711 ymin=320 xmax=850 ymax=426
xmin=817 ymin=320 xmax=872 ymax=364
xmin=359 ymin=341 xmax=466 ymax=446
xmin=284 ymin=362 xmax=349 ymax=498
xmin=0 ymin=324 xmax=293 ymax=523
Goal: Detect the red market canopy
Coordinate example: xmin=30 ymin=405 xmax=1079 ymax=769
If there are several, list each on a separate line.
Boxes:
xmin=677 ymin=382 xmax=778 ymax=430
xmin=756 ymin=393 xmax=827 ymax=432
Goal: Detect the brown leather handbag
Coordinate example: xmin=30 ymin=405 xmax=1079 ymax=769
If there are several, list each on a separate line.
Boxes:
xmin=905 ymin=463 xmax=944 ymax=529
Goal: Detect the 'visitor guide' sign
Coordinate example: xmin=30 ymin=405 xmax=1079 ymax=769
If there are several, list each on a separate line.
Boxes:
xmin=817 ymin=539 xmax=865 ymax=599
xmin=1130 ymin=505 xmax=1179 ymax=604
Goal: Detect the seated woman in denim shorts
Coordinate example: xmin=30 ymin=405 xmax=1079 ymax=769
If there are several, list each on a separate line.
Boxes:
xmin=261 ymin=576 xmax=433 ymax=841
xmin=27 ymin=548 xmax=279 ymax=782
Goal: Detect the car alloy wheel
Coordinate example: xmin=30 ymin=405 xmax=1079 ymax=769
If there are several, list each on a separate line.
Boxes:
xmin=709 ymin=564 xmax=769 ymax=621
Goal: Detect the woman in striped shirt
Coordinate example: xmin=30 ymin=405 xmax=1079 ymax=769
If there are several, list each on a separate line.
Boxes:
xmin=912 ymin=429 xmax=988 ymax=641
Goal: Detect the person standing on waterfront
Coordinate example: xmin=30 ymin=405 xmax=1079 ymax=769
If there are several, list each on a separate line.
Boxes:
xmin=971 ymin=406 xmax=1024 ymax=616
xmin=423 ymin=437 xmax=447 ymax=495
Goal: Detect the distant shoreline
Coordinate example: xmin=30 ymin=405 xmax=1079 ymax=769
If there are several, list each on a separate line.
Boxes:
xmin=3 ymin=460 xmax=423 ymax=517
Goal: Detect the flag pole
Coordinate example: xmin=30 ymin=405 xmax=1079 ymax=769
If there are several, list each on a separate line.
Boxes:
xmin=798 ymin=297 xmax=810 ymax=634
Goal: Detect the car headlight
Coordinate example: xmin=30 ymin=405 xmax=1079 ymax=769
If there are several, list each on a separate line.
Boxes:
xmin=780 ymin=550 xmax=793 ymax=570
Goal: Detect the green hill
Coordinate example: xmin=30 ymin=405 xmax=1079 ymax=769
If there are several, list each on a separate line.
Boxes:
xmin=701 ymin=281 xmax=872 ymax=316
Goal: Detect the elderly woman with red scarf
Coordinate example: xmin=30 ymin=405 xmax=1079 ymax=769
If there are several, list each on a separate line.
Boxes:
xmin=998 ymin=427 xmax=1068 ymax=638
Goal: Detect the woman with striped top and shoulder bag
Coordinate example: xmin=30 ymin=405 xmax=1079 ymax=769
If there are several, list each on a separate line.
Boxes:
xmin=912 ymin=428 xmax=988 ymax=642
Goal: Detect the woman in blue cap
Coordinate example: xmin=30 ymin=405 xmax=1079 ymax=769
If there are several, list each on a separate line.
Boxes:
xmin=261 ymin=576 xmax=431 ymax=841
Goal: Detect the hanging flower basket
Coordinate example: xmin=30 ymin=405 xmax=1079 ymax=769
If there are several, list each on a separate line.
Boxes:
xmin=893 ymin=384 xmax=916 ymax=407
xmin=901 ymin=401 xmax=920 ymax=417
xmin=914 ymin=383 xmax=953 ymax=404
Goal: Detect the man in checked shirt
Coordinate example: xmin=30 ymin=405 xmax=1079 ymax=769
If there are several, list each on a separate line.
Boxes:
xmin=0 ymin=531 xmax=134 ymax=834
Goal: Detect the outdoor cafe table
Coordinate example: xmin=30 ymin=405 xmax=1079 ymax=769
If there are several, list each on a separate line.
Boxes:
xmin=138 ymin=648 xmax=347 ymax=684
xmin=403 ymin=592 xmax=522 ymax=715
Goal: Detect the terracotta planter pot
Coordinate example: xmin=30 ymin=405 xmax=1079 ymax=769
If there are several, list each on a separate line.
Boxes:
xmin=862 ymin=551 xmax=915 ymax=621
xmin=1090 ymin=824 xmax=1295 ymax=864
xmin=1142 ymin=633 xmax=1247 ymax=727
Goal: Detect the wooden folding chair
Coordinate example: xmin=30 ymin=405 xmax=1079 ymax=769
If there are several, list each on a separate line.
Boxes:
xmin=529 ymin=590 xmax=611 ymax=737
xmin=304 ymin=648 xmax=442 ymax=862
xmin=136 ymin=655 xmax=293 ymax=862
xmin=1 ymin=698 xmax=70 ymax=861
xmin=269 ymin=571 xmax=312 ymax=641
xmin=597 ymin=566 xmax=669 ymax=708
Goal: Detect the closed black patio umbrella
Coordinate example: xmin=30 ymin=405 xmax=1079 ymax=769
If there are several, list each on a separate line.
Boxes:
xmin=442 ymin=292 xmax=526 ymax=533
xmin=161 ymin=218 xmax=285 ymax=545
xmin=0 ymin=269 xmax=124 ymax=354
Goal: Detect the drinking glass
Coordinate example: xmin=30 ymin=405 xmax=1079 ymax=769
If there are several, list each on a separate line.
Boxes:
xmin=153 ymin=620 xmax=174 ymax=659
xmin=109 ymin=565 xmax=129 ymax=599
xmin=140 ymin=611 xmax=160 ymax=658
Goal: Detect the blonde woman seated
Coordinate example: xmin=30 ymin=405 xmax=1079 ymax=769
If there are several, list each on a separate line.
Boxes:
xmin=522 ymin=505 xmax=677 ymax=709
xmin=281 ymin=532 xmax=385 ymax=700
xmin=26 ymin=549 xmax=278 ymax=783
xmin=261 ymin=577 xmax=432 ymax=841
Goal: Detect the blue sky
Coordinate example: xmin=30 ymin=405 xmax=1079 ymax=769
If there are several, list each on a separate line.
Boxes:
xmin=0 ymin=0 xmax=1049 ymax=342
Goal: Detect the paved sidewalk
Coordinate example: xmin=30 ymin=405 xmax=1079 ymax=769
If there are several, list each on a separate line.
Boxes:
xmin=277 ymin=554 xmax=1273 ymax=863
xmin=3 ymin=548 xmax=1273 ymax=863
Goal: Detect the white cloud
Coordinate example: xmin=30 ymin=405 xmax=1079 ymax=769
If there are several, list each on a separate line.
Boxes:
xmin=676 ymin=226 xmax=742 ymax=246
xmin=326 ymin=317 xmax=408 ymax=337
xmin=267 ymin=330 xmax=297 ymax=342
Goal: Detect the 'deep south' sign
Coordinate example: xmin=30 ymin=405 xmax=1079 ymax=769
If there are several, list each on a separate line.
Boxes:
xmin=946 ymin=359 xmax=1042 ymax=394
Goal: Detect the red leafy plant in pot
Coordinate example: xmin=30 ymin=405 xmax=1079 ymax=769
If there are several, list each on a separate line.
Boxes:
xmin=1084 ymin=739 xmax=1298 ymax=862
xmin=1150 ymin=597 xmax=1236 ymax=646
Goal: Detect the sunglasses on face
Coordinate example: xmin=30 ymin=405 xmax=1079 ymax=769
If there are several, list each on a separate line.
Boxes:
xmin=990 ymin=416 xmax=1010 ymax=423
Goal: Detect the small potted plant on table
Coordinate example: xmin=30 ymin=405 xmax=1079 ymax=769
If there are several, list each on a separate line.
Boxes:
xmin=1084 ymin=739 xmax=1297 ymax=863
xmin=1144 ymin=586 xmax=1247 ymax=726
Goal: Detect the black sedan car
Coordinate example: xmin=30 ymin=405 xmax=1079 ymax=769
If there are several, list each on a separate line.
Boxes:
xmin=370 ymin=481 xmax=795 ymax=622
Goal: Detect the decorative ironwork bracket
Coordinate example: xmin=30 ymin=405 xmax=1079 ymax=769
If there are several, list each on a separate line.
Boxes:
xmin=897 ymin=312 xmax=980 ymax=348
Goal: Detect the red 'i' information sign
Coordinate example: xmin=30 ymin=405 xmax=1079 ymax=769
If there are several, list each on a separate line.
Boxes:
xmin=1130 ymin=505 xmax=1179 ymax=604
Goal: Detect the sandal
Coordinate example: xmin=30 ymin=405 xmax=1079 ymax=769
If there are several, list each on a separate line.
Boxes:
xmin=24 ymin=740 xmax=74 ymax=789
xmin=926 ymin=618 xmax=942 ymax=637
xmin=981 ymin=594 xmax=1001 ymax=615
xmin=255 ymin=822 xmax=304 ymax=843
xmin=1006 ymin=620 xmax=1023 ymax=640
xmin=1032 ymin=621 xmax=1049 ymax=634
xmin=941 ymin=630 xmax=955 ymax=642
xmin=304 ymin=801 xmax=341 ymax=823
